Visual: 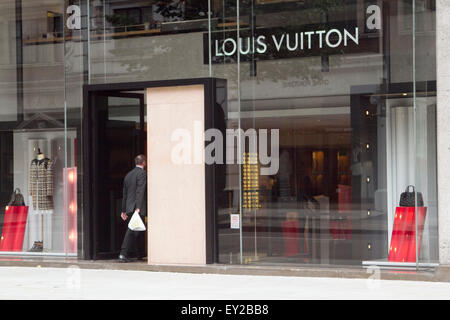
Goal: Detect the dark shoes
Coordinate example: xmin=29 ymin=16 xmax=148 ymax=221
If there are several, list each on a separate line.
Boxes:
xmin=118 ymin=254 xmax=131 ymax=263
xmin=28 ymin=241 xmax=43 ymax=252
xmin=119 ymin=254 xmax=146 ymax=263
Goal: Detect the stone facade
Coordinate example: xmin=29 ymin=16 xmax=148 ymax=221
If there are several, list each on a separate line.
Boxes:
xmin=437 ymin=0 xmax=450 ymax=265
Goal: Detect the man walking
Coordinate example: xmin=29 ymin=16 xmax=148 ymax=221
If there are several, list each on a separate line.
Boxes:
xmin=119 ymin=154 xmax=147 ymax=263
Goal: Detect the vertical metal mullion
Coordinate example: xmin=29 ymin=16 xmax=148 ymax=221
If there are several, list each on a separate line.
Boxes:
xmin=15 ymin=0 xmax=24 ymax=123
xmin=63 ymin=0 xmax=69 ymax=257
xmin=103 ymin=0 xmax=106 ymax=81
xmin=87 ymin=0 xmax=91 ymax=84
xmin=208 ymin=0 xmax=212 ymax=77
xmin=412 ymin=0 xmax=419 ymax=271
xmin=250 ymin=0 xmax=257 ymax=260
xmin=237 ymin=0 xmax=243 ymax=265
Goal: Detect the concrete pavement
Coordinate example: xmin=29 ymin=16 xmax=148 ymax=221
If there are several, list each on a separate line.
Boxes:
xmin=0 ymin=266 xmax=449 ymax=299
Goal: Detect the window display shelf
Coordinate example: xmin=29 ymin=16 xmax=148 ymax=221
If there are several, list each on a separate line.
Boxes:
xmin=362 ymin=260 xmax=438 ymax=269
xmin=0 ymin=251 xmax=77 ymax=257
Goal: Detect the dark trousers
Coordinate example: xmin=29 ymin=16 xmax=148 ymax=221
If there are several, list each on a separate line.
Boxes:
xmin=120 ymin=214 xmax=146 ymax=258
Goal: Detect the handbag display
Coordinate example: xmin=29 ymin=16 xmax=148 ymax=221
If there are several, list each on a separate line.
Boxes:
xmin=128 ymin=210 xmax=146 ymax=231
xmin=388 ymin=206 xmax=427 ymax=262
xmin=7 ymin=188 xmax=25 ymax=207
xmin=0 ymin=205 xmax=29 ymax=251
xmin=399 ymin=185 xmax=424 ymax=207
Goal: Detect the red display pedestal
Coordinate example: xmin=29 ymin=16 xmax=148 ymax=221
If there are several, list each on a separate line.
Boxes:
xmin=388 ymin=206 xmax=427 ymax=262
xmin=282 ymin=219 xmax=300 ymax=256
xmin=331 ymin=184 xmax=352 ymax=240
xmin=0 ymin=206 xmax=29 ymax=251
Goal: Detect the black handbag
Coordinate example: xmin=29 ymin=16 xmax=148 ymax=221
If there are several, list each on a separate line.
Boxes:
xmin=399 ymin=185 xmax=424 ymax=207
xmin=7 ymin=188 xmax=25 ymax=206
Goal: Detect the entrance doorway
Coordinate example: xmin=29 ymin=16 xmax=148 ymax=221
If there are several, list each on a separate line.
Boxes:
xmin=82 ymin=78 xmax=226 ymax=262
xmin=86 ymin=90 xmax=146 ymax=259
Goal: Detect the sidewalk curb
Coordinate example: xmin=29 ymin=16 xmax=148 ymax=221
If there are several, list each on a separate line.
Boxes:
xmin=0 ymin=259 xmax=445 ymax=282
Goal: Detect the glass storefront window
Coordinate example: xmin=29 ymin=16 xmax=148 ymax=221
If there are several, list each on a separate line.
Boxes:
xmin=0 ymin=0 xmax=77 ymax=255
xmin=413 ymin=0 xmax=438 ymax=266
xmin=0 ymin=0 xmax=438 ymax=267
xmin=213 ymin=0 xmax=438 ymax=267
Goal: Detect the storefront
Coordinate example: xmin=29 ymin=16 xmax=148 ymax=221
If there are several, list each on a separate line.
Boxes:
xmin=0 ymin=0 xmax=442 ymax=269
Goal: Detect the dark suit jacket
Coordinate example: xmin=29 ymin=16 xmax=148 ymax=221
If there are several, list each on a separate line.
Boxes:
xmin=121 ymin=166 xmax=147 ymax=216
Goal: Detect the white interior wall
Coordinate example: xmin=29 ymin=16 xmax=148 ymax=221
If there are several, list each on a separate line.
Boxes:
xmin=386 ymin=103 xmax=415 ymax=247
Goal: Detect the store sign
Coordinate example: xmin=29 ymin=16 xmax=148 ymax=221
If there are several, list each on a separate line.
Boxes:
xmin=204 ymin=23 xmax=379 ymax=64
xmin=66 ymin=5 xmax=81 ymax=30
xmin=214 ymin=27 xmax=359 ymax=57
xmin=204 ymin=4 xmax=382 ymax=64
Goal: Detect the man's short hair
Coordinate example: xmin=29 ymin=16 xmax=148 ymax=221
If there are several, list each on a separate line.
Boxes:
xmin=135 ymin=154 xmax=146 ymax=166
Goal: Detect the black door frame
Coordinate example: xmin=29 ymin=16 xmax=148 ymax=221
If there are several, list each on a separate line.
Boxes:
xmin=81 ymin=78 xmax=227 ymax=263
xmin=91 ymin=91 xmax=146 ymax=154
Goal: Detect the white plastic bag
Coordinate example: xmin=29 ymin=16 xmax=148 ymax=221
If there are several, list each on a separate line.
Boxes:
xmin=128 ymin=210 xmax=146 ymax=231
